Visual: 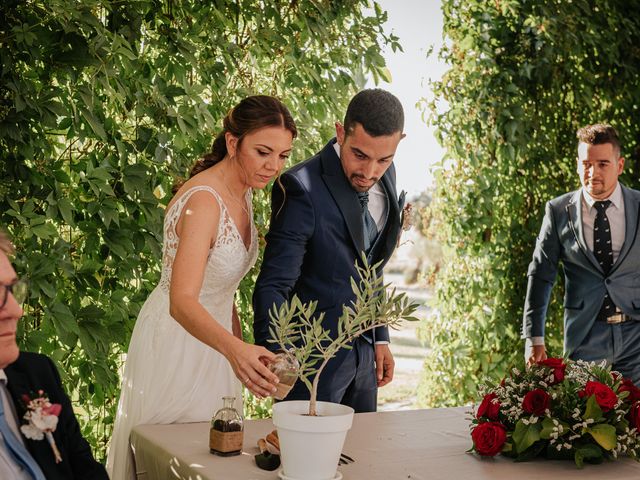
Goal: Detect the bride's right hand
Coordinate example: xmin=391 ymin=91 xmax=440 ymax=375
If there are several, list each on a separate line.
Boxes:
xmin=226 ymin=339 xmax=279 ymax=398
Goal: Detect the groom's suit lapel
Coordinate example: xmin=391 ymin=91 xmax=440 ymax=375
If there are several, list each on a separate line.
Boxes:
xmin=376 ymin=169 xmax=400 ymax=261
xmin=320 ymin=140 xmax=365 ymax=253
xmin=611 ymin=184 xmax=640 ymax=274
xmin=566 ymin=189 xmax=602 ymax=273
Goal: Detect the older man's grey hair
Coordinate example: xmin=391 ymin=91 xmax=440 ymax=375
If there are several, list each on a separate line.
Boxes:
xmin=0 ymin=231 xmax=14 ymax=255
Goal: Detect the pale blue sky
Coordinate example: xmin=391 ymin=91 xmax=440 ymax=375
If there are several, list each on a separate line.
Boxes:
xmin=366 ymin=0 xmax=446 ymax=196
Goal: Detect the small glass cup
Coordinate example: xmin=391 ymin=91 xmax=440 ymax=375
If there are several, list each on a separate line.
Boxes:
xmin=269 ymin=351 xmax=300 ymax=400
xmin=209 ymin=396 xmax=243 ymax=456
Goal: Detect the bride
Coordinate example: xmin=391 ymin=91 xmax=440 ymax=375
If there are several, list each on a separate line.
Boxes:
xmin=107 ymin=95 xmax=297 ymax=479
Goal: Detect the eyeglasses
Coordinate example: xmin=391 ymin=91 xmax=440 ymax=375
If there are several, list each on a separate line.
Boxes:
xmin=0 ymin=279 xmax=28 ymax=309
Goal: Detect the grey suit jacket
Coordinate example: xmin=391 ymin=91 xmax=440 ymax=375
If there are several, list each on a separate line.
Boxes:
xmin=522 ymin=183 xmax=640 ymax=354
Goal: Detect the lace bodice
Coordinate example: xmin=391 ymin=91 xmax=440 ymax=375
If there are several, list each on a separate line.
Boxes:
xmin=158 ymin=185 xmax=258 ymax=299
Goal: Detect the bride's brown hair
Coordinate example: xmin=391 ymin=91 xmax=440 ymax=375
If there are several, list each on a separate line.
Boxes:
xmin=173 ymin=95 xmax=297 ymax=193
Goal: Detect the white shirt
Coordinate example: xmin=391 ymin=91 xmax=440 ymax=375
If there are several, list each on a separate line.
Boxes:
xmin=581 ymin=182 xmax=625 ymax=261
xmin=0 ymin=369 xmax=33 ymax=480
xmin=528 ymin=182 xmax=626 ymax=349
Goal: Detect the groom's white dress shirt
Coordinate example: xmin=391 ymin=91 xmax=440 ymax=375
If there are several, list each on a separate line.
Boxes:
xmin=525 ymin=182 xmax=626 ymax=354
xmin=0 ymin=369 xmax=33 ymax=479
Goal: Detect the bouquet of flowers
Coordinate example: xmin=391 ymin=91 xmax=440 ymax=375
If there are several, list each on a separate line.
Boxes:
xmin=469 ymin=358 xmax=640 ymax=468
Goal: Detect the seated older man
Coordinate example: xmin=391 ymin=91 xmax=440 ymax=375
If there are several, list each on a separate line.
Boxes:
xmin=0 ymin=231 xmax=108 ymax=479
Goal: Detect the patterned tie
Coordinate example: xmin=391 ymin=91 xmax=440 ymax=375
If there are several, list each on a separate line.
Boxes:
xmin=357 ymin=192 xmax=378 ymax=252
xmin=593 ymin=200 xmax=616 ymax=320
xmin=0 ymin=381 xmax=46 ymax=480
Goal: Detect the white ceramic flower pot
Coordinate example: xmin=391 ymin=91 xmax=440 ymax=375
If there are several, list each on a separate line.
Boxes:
xmin=272 ymin=400 xmax=354 ymax=480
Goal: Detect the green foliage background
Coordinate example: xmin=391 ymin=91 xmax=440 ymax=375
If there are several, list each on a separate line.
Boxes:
xmin=0 ymin=0 xmax=399 ymax=460
xmin=419 ymin=0 xmax=640 ymax=408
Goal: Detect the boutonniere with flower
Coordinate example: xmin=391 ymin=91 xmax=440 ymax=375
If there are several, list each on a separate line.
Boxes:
xmin=401 ymin=202 xmax=413 ymax=231
xmin=20 ymin=390 xmax=63 ymax=463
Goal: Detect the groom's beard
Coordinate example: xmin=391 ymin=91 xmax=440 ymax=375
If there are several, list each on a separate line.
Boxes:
xmin=349 ymin=173 xmax=378 ymax=192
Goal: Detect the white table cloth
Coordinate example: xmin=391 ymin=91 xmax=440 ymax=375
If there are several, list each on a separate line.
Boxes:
xmin=130 ymin=406 xmax=640 ymax=479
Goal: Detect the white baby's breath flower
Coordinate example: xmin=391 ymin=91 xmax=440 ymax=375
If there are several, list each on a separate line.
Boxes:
xmin=31 ymin=411 xmax=59 ymax=432
xmin=20 ymin=423 xmax=44 ymax=441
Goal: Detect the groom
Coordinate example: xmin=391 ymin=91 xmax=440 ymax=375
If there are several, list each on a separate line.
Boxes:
xmin=0 ymin=231 xmax=108 ymax=479
xmin=253 ymin=89 xmax=406 ymax=412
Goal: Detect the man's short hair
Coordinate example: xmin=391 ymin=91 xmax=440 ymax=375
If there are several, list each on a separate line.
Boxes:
xmin=344 ymin=89 xmax=404 ymax=137
xmin=576 ymin=124 xmax=621 ymax=155
xmin=0 ymin=231 xmax=13 ymax=255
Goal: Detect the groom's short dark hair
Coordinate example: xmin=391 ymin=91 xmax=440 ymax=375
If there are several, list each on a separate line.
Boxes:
xmin=344 ymin=89 xmax=404 ymax=137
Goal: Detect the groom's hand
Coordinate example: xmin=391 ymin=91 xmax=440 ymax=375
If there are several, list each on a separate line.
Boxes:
xmin=375 ymin=344 xmax=394 ymax=387
xmin=527 ymin=345 xmax=547 ymax=367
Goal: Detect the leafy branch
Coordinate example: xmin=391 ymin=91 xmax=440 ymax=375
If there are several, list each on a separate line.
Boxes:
xmin=268 ymin=255 xmax=419 ymax=416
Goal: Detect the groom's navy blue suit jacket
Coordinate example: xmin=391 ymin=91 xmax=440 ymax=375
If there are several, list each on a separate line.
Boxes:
xmin=253 ymin=138 xmax=404 ymax=373
xmin=5 ymin=352 xmax=109 ymax=480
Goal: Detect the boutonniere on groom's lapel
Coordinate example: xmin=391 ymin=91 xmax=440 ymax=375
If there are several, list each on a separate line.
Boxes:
xmin=20 ymin=390 xmax=63 ymax=463
xmin=397 ymin=191 xmax=413 ymax=246
xmin=398 ymin=191 xmax=413 ymax=229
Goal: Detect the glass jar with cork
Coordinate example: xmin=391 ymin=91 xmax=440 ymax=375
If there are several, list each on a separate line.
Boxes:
xmin=209 ymin=396 xmax=243 ymax=456
xmin=268 ymin=351 xmax=299 ymax=400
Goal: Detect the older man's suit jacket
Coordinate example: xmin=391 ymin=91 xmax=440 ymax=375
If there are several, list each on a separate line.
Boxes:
xmin=5 ymin=352 xmax=109 ymax=480
xmin=522 ymin=183 xmax=640 ymax=354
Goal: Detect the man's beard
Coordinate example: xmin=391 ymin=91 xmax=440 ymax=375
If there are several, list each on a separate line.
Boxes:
xmin=349 ymin=174 xmax=378 ymax=192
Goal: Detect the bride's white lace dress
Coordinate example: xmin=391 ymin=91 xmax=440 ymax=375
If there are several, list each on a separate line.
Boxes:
xmin=107 ymin=185 xmax=258 ymax=480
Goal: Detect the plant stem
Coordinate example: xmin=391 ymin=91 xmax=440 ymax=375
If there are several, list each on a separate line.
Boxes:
xmin=309 ymin=355 xmax=333 ymax=416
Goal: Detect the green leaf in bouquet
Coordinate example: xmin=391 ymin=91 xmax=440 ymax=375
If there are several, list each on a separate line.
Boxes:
xmin=545 ymin=442 xmax=574 ymax=461
xmin=513 ymin=420 xmax=542 ymax=453
xmin=586 ymin=424 xmax=617 ymax=451
xmin=540 ymin=417 xmax=570 ymax=440
xmin=583 ymin=395 xmax=603 ymax=421
xmin=618 ymin=389 xmax=630 ymax=402
xmin=574 ymin=444 xmax=603 ymax=469
xmin=615 ymin=418 xmax=629 ymax=434
xmin=514 ymin=440 xmax=546 ymax=462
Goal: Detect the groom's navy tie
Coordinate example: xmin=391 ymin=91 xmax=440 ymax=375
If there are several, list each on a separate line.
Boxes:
xmin=0 ymin=380 xmax=46 ymax=480
xmin=357 ymin=191 xmax=378 ymax=252
xmin=593 ymin=200 xmax=616 ymax=320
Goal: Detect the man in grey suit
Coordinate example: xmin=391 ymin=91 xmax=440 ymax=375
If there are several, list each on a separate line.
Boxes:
xmin=522 ymin=124 xmax=640 ymax=383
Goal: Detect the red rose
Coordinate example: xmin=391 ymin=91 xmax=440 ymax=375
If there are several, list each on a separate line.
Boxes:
xmin=579 ymin=381 xmax=618 ymax=412
xmin=471 ymin=421 xmax=507 ymax=456
xmin=629 ymin=401 xmax=640 ymax=431
xmin=522 ymin=388 xmax=551 ymax=416
xmin=477 ymin=393 xmax=501 ymax=420
xmin=618 ymin=378 xmax=640 ymax=403
xmin=538 ymin=357 xmax=566 ymax=384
